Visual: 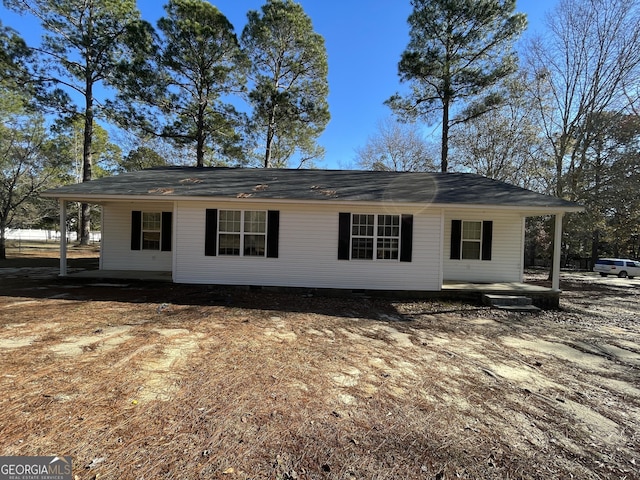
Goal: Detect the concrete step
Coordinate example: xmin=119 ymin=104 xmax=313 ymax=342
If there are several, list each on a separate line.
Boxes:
xmin=483 ymin=294 xmax=541 ymax=312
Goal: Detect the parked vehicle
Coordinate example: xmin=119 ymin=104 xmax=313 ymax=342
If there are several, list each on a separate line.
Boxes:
xmin=593 ymin=258 xmax=640 ymax=278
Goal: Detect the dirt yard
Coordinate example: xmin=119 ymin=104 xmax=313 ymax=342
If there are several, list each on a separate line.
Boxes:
xmin=1 ymin=248 xmax=639 ymax=479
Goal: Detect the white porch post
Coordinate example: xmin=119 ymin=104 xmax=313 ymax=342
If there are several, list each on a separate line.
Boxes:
xmin=59 ymin=199 xmax=67 ymax=276
xmin=552 ymin=212 xmax=564 ymax=291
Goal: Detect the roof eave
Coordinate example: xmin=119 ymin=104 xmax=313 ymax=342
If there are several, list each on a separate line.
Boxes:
xmin=42 ymin=192 xmax=584 ymax=213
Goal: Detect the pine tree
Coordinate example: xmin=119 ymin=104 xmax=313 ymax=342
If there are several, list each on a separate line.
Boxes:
xmin=242 ymin=0 xmax=330 ymax=168
xmin=113 ymin=0 xmax=248 ymax=168
xmin=387 ymin=0 xmax=526 ymax=172
xmin=3 ymin=0 xmax=146 ymax=244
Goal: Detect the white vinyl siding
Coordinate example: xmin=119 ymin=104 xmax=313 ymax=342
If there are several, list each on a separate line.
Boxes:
xmin=444 ymin=210 xmax=524 ymax=283
xmin=99 ymin=201 xmax=526 ymax=288
xmin=174 ymin=201 xmax=441 ymax=290
xmin=101 ymin=202 xmax=173 ymax=271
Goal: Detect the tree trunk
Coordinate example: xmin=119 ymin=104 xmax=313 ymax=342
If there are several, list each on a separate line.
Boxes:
xmin=196 ymin=103 xmax=206 ymax=168
xmin=264 ymin=64 xmax=281 ymax=169
xmin=591 ymin=228 xmax=600 ymax=268
xmin=80 ymin=77 xmax=94 ymax=246
xmin=441 ymin=99 xmax=450 ymax=173
xmin=264 ymin=106 xmax=276 ymax=168
xmin=0 ymin=228 xmax=6 ymax=260
xmin=196 ymin=135 xmax=205 ymax=168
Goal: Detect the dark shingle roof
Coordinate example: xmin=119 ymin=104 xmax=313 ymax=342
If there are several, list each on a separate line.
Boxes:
xmin=44 ymin=167 xmax=580 ymax=210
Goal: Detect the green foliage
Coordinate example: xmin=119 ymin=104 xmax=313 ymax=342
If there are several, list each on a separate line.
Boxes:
xmin=3 ymin=0 xmax=146 ymax=244
xmin=525 ymin=0 xmax=640 ymax=262
xmin=387 ymin=0 xmax=526 ymax=172
xmin=0 ymin=87 xmax=67 ymax=258
xmin=118 ymin=146 xmax=168 ymax=172
xmin=570 ymin=113 xmax=640 ymax=261
xmin=242 ymin=0 xmax=330 ymax=168
xmin=3 ymin=0 xmax=146 ymax=116
xmin=113 ymin=0 xmax=248 ymax=168
xmin=50 ymin=116 xmax=122 ymax=178
xmin=0 ymin=21 xmax=35 ymax=113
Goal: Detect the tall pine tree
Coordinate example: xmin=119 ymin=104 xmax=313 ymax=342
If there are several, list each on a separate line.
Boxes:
xmin=242 ymin=0 xmax=330 ymax=168
xmin=387 ymin=0 xmax=526 ymax=172
xmin=3 ymin=0 xmax=146 ymax=244
xmin=113 ymin=0 xmax=248 ymax=168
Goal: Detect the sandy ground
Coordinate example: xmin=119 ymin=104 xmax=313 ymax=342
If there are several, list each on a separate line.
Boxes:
xmin=0 ymin=253 xmax=639 ymax=479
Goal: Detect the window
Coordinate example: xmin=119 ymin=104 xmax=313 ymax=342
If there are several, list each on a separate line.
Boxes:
xmin=243 ymin=210 xmax=267 ymax=256
xmin=350 ymin=214 xmax=400 ymax=260
xmin=377 ymin=214 xmax=400 ymax=259
xmin=218 ymin=210 xmax=241 ymax=255
xmin=351 ymin=214 xmax=375 ymax=259
xmin=205 ymin=209 xmax=279 ymax=258
xmin=142 ymin=212 xmax=161 ymax=250
xmin=131 ymin=211 xmax=172 ymax=252
xmin=450 ymin=219 xmax=492 ymax=261
xmin=461 ymin=221 xmax=481 ymax=260
xmin=218 ymin=210 xmax=266 ymax=257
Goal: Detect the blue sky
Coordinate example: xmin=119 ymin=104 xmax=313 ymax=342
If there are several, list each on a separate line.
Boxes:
xmin=1 ymin=0 xmax=557 ymax=169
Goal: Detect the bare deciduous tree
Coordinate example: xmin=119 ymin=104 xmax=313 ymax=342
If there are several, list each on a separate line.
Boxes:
xmin=450 ymin=76 xmax=553 ymax=192
xmin=525 ymin=0 xmax=640 ymax=199
xmin=355 ymin=118 xmax=437 ymax=172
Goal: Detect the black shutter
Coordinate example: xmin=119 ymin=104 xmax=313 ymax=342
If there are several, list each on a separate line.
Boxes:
xmin=450 ymin=220 xmax=461 ymax=260
xmin=204 ymin=209 xmax=218 ymax=256
xmin=161 ymin=212 xmax=172 ymax=251
xmin=267 ymin=210 xmax=280 ymax=258
xmin=482 ymin=220 xmax=493 ymax=261
xmin=131 ymin=210 xmax=141 ymax=250
xmin=400 ymin=214 xmax=413 ymax=262
xmin=338 ymin=212 xmax=351 ymax=260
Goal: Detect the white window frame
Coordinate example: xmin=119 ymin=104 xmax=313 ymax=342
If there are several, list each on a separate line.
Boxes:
xmin=461 ymin=220 xmax=482 ymax=260
xmin=141 ymin=212 xmax=161 ymax=250
xmin=351 ymin=213 xmax=400 ymax=261
xmin=218 ymin=210 xmax=267 ymax=257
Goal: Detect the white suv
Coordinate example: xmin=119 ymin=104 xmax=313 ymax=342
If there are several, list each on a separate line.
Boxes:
xmin=593 ymin=258 xmax=640 ymax=278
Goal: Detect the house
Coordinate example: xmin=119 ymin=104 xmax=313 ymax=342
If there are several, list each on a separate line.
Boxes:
xmin=43 ymin=167 xmax=582 ymax=302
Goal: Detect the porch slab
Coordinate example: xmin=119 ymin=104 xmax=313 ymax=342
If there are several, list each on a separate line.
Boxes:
xmin=443 ymin=281 xmax=558 ymax=309
xmin=442 ymin=281 xmax=552 ymax=294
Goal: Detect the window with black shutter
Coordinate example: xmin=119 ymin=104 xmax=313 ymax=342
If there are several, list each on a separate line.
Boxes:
xmin=131 ymin=210 xmax=172 ymax=251
xmin=450 ymin=219 xmax=492 ymax=261
xmin=338 ymin=213 xmax=413 ymax=262
xmin=205 ymin=209 xmax=279 ymax=258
